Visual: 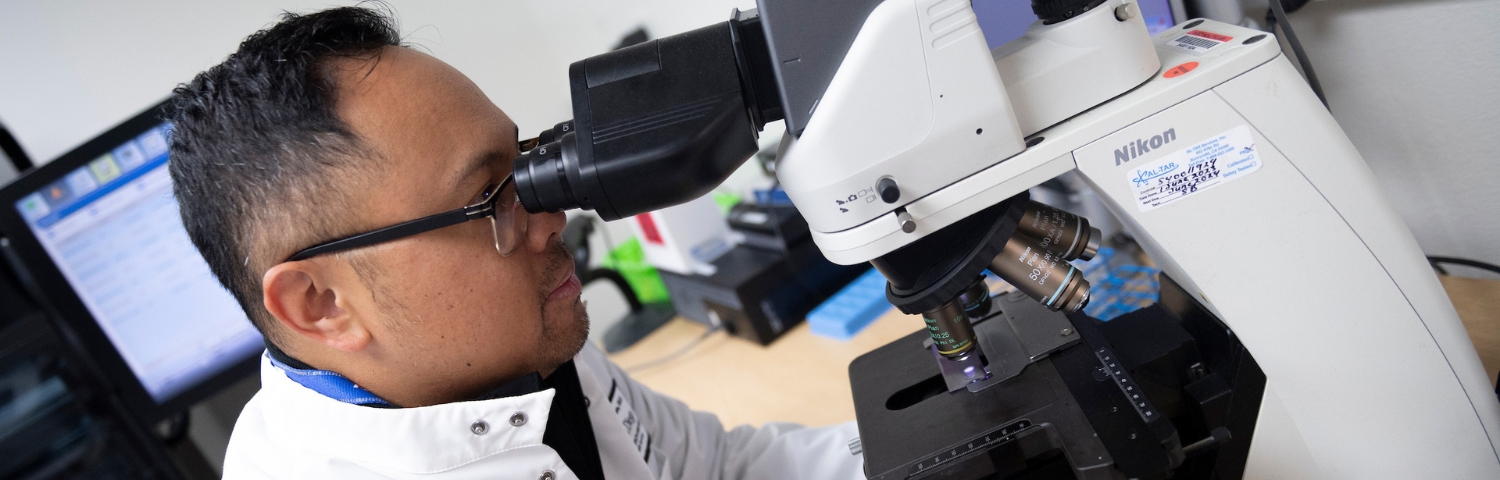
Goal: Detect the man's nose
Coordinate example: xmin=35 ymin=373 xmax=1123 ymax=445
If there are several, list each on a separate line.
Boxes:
xmin=523 ymin=210 xmax=568 ymax=253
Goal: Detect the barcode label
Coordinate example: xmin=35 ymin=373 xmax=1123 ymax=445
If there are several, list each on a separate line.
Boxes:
xmin=1168 ymin=29 xmax=1229 ymax=55
xmin=1175 ymin=35 xmax=1218 ymax=49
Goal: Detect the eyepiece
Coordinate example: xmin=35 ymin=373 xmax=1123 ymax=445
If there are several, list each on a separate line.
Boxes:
xmin=512 ymin=137 xmax=580 ymax=213
xmin=989 ymin=232 xmax=1091 ymax=313
xmin=535 ymin=120 xmax=574 ymax=147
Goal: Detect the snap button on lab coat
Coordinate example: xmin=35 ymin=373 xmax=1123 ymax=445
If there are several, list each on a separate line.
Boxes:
xmin=540 ymin=470 xmax=555 ymax=480
xmin=510 ymin=411 xmax=528 ymax=427
xmin=470 ymin=420 xmax=489 ymax=435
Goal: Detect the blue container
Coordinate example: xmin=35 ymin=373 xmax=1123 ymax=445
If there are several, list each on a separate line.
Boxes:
xmin=807 ymin=268 xmax=892 ymax=340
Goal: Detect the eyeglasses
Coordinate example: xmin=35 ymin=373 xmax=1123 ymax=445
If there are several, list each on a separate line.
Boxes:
xmin=285 ymin=174 xmax=528 ymax=262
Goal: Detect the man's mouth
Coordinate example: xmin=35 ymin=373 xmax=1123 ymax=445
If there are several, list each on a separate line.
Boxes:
xmin=547 ymin=256 xmax=581 ymax=302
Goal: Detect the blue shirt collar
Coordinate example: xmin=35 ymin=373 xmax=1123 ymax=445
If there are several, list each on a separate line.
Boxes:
xmin=265 ymin=346 xmax=395 ymax=408
xmin=264 ymin=344 xmax=550 ymax=408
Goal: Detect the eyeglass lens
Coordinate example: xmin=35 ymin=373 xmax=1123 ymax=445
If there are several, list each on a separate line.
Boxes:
xmin=491 ymin=181 xmax=527 ymax=256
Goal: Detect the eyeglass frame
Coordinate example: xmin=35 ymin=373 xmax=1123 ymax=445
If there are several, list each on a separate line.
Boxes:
xmin=284 ymin=173 xmax=522 ymax=262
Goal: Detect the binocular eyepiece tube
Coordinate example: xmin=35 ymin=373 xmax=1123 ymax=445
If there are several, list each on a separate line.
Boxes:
xmin=509 ymin=14 xmax=774 ymax=221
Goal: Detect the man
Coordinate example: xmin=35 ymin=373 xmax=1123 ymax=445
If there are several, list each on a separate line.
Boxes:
xmin=168 ymin=6 xmax=864 ymax=479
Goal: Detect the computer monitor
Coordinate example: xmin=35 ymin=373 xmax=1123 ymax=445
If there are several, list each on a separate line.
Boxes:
xmin=0 ymin=101 xmax=263 ymax=423
xmin=976 ymin=0 xmax=1183 ymax=48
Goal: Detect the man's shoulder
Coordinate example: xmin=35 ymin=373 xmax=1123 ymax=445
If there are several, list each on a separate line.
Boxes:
xmin=570 ymin=342 xmax=632 ymax=399
xmin=222 ymin=356 xmax=375 ymax=478
xmin=223 ymin=389 xmax=404 ymax=479
xmin=222 ymin=383 xmax=295 ymax=478
xmin=225 ymin=354 xmax=566 ymax=478
xmin=222 ymin=360 xmax=315 ymax=478
xmin=572 ymin=341 xmax=609 ymax=371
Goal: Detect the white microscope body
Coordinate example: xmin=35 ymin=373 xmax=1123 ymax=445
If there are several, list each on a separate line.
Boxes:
xmin=774 ymin=0 xmax=1500 ymax=477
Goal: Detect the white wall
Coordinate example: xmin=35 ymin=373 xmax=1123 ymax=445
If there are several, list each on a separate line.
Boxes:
xmin=1283 ymin=0 xmax=1500 ymax=279
xmin=0 ymin=0 xmax=751 ymax=162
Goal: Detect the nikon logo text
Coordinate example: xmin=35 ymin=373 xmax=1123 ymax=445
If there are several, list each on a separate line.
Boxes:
xmin=1115 ymin=128 xmax=1177 ymax=166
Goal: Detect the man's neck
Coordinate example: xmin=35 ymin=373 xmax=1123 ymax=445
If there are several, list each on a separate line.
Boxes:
xmin=266 ymin=342 xmax=560 ymax=407
xmin=265 ymin=342 xmax=316 ymax=370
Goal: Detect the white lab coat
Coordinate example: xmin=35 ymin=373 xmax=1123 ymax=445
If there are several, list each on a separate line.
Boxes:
xmin=222 ymin=342 xmax=867 ymax=479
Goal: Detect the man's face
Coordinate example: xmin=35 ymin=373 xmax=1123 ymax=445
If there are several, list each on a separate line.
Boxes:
xmin=327 ymin=47 xmax=586 ymax=402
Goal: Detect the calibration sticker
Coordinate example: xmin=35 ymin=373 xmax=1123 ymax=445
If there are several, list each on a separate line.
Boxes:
xmin=1168 ymin=29 xmax=1233 ymax=55
xmin=1127 ymin=125 xmax=1260 ymax=212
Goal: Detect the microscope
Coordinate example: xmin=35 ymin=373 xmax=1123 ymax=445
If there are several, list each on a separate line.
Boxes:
xmin=513 ymin=0 xmax=1500 ymax=477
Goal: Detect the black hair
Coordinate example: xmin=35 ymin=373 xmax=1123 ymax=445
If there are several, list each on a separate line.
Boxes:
xmin=168 ymin=5 xmax=401 ymax=342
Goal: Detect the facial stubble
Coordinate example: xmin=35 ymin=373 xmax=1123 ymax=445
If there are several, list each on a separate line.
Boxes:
xmin=538 ymin=238 xmax=590 ymax=367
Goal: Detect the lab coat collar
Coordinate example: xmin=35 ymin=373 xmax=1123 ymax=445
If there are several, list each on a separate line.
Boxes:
xmin=264 ymin=345 xmax=394 ymax=407
xmin=256 ymin=354 xmax=557 ymax=474
xmin=264 ymin=342 xmax=550 ymax=407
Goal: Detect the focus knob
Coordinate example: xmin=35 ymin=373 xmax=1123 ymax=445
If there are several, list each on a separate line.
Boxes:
xmin=877 ymin=177 xmax=900 ymax=203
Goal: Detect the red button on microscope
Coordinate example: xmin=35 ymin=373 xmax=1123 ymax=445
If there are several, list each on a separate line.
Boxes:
xmin=1163 ymin=62 xmax=1199 ymax=79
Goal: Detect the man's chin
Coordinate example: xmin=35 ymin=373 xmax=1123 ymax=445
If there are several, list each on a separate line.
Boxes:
xmin=541 ymin=295 xmax=590 ymax=362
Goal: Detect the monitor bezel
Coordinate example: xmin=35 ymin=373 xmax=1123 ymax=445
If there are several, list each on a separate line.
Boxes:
xmin=0 ymin=100 xmax=261 ymax=425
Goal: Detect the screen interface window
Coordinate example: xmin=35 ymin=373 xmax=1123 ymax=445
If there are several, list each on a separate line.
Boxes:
xmin=14 ymin=124 xmax=263 ymax=402
xmin=976 ymin=0 xmax=1178 ymax=48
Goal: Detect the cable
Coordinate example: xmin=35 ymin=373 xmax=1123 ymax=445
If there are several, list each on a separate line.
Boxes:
xmin=623 ymin=324 xmax=724 ymax=373
xmin=157 ymin=411 xmax=192 ymax=445
xmin=1268 ymin=0 xmax=1328 ymax=110
xmin=0 ymin=121 xmax=33 ymax=172
xmin=588 ymin=268 xmax=644 ymax=313
xmin=589 ymin=215 xmax=617 ymax=254
xmin=1428 ymin=256 xmax=1500 ymax=277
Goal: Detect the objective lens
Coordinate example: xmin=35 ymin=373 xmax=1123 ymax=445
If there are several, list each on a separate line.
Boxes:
xmin=957 ymin=276 xmax=993 ymax=319
xmin=989 ymin=233 xmax=1091 ymax=313
xmin=1017 ymin=200 xmax=1101 ymax=262
xmin=923 ymin=299 xmax=977 ymax=360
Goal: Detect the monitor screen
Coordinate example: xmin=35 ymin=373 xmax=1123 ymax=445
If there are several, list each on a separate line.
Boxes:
xmin=1136 ymin=0 xmax=1177 ymax=35
xmin=11 ymin=122 xmax=262 ymax=403
xmin=976 ymin=0 xmax=1179 ymax=49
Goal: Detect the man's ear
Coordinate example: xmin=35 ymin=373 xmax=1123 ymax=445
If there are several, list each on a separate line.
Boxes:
xmin=263 ymin=260 xmax=371 ymax=353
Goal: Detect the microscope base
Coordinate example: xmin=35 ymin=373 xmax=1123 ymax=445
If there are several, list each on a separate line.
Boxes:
xmin=851 ymin=276 xmax=1265 ymax=479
